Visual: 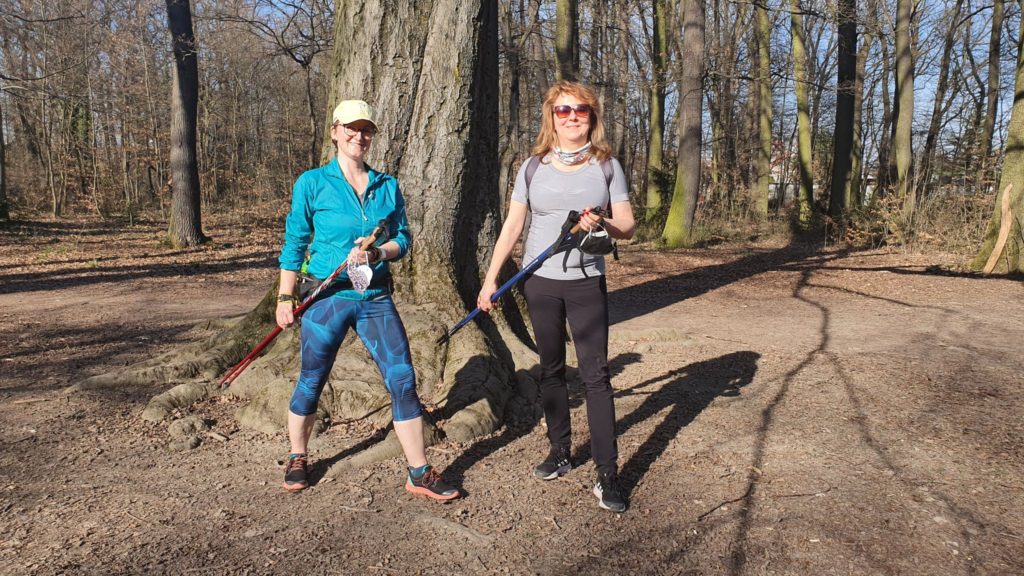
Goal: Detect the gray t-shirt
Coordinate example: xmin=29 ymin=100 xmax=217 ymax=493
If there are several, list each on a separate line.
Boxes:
xmin=511 ymin=156 xmax=629 ymax=280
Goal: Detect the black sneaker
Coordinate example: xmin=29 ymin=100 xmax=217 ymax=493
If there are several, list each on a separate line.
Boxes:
xmin=405 ymin=466 xmax=460 ymax=501
xmin=534 ymin=445 xmax=572 ymax=480
xmin=282 ymin=453 xmax=309 ymax=492
xmin=593 ymin=470 xmax=627 ymax=512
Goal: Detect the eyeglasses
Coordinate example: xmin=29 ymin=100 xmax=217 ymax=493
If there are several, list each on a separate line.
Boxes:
xmin=553 ymin=103 xmax=592 ymax=119
xmin=338 ymin=123 xmax=377 ymax=138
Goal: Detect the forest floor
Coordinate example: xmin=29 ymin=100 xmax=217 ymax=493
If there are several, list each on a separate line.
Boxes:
xmin=1 ymin=213 xmax=1022 ymax=576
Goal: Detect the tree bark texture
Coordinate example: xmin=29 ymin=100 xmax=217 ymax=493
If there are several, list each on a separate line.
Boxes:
xmin=972 ymin=9 xmax=1024 ymax=274
xmin=662 ymin=0 xmax=703 ymax=248
xmin=829 ymin=0 xmax=856 ymax=221
xmin=555 ymin=0 xmax=579 ymax=81
xmin=894 ymin=0 xmax=915 ymax=218
xmin=791 ymin=0 xmax=813 ymax=229
xmin=166 ymin=0 xmax=205 ymax=248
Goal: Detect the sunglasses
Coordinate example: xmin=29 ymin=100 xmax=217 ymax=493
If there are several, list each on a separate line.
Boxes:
xmin=552 ymin=103 xmax=593 ymax=119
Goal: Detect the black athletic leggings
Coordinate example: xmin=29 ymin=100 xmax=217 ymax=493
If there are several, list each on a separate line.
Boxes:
xmin=523 ymin=274 xmax=617 ymax=474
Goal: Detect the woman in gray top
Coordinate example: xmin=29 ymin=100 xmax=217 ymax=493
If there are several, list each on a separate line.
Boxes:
xmin=477 ymin=80 xmax=636 ymax=512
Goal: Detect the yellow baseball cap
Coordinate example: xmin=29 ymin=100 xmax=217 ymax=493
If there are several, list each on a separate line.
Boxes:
xmin=332 ymin=100 xmax=377 ymax=128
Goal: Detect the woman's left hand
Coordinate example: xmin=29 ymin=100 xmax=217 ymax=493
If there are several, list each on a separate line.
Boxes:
xmin=579 ymin=209 xmax=603 ymax=232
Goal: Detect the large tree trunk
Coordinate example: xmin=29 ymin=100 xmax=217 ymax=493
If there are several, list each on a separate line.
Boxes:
xmin=753 ymin=0 xmax=772 ymax=217
xmin=893 ymin=0 xmax=915 ymax=221
xmin=829 ymin=0 xmax=856 ymax=221
xmin=972 ymin=8 xmax=1024 ymax=274
xmin=662 ymin=0 xmax=703 ymax=248
xmin=976 ymin=0 xmax=1004 ymax=190
xmin=166 ymin=0 xmax=205 ymax=248
xmin=644 ymin=0 xmax=668 ymax=225
xmin=791 ymin=0 xmax=813 ymax=229
xmin=74 ymin=0 xmax=515 ymax=463
xmin=555 ymin=0 xmax=579 ymax=81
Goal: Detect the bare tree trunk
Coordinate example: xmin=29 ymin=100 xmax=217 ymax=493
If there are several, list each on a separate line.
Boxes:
xmin=644 ymin=0 xmax=668 ymax=224
xmin=304 ymin=65 xmax=318 ymax=170
xmin=876 ymin=26 xmax=893 ymax=193
xmin=976 ymin=0 xmax=1003 ymax=190
xmin=829 ymin=0 xmax=856 ymax=221
xmin=555 ymin=0 xmax=579 ymax=81
xmin=894 ymin=0 xmax=915 ymax=221
xmin=918 ymin=0 xmax=964 ymax=200
xmin=0 ymin=97 xmax=7 ymax=221
xmin=662 ymin=0 xmax=703 ymax=248
xmin=849 ymin=31 xmax=871 ymax=209
xmin=972 ymin=7 xmax=1024 ymax=273
xmin=166 ymin=0 xmax=205 ymax=248
xmin=753 ymin=0 xmax=772 ymax=217
xmin=791 ymin=0 xmax=813 ymax=229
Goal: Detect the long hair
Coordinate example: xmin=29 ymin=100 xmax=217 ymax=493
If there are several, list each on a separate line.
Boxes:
xmin=531 ymin=81 xmax=613 ymax=162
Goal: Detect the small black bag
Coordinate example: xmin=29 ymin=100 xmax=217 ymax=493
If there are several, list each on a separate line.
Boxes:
xmin=296 ymin=273 xmax=323 ymax=302
xmin=578 ymin=225 xmax=616 ymax=256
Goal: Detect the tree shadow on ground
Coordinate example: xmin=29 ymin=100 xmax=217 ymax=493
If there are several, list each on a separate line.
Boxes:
xmin=0 ymin=250 xmax=277 ymax=294
xmin=570 ymin=351 xmax=760 ymax=493
xmin=608 ymin=242 xmax=843 ymax=325
xmin=440 ymin=352 xmax=643 ymax=492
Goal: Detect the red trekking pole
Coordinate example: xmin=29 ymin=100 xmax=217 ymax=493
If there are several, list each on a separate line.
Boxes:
xmin=218 ymin=220 xmax=388 ymax=389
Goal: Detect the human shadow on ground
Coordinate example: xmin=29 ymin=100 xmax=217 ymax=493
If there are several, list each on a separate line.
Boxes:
xmin=569 ymin=351 xmax=760 ymax=494
xmin=440 ymin=352 xmax=643 ymax=491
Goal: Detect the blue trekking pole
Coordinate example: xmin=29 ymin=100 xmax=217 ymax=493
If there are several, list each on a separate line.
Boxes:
xmin=437 ymin=209 xmax=592 ymax=345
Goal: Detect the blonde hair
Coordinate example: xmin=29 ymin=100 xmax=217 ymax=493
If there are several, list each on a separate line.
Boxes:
xmin=531 ymin=81 xmax=612 ymax=162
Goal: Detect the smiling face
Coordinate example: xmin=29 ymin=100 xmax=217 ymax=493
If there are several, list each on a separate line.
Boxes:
xmin=331 ymin=119 xmax=376 ymax=162
xmin=552 ymin=94 xmax=591 ymax=150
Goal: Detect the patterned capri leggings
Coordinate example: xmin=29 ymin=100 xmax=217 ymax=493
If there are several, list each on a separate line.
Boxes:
xmin=288 ymin=295 xmax=422 ymax=422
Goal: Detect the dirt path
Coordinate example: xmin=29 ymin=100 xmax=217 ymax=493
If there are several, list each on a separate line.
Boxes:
xmin=1 ymin=217 xmax=1022 ymax=575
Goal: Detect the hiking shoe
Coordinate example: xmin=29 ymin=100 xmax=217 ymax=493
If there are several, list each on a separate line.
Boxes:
xmin=405 ymin=466 xmax=460 ymax=501
xmin=533 ymin=445 xmax=572 ymax=480
xmin=282 ymin=453 xmax=309 ymax=492
xmin=593 ymin=470 xmax=627 ymax=512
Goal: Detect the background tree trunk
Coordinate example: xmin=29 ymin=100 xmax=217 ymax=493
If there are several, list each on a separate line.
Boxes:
xmin=829 ymin=0 xmax=856 ymax=222
xmin=894 ymin=0 xmax=915 ymax=221
xmin=662 ymin=0 xmax=703 ymax=248
xmin=555 ymin=0 xmax=579 ymax=81
xmin=644 ymin=0 xmax=668 ymax=226
xmin=918 ymin=0 xmax=964 ymax=200
xmin=976 ymin=0 xmax=1004 ymax=190
xmin=972 ymin=8 xmax=1024 ymax=274
xmin=166 ymin=0 xmax=205 ymax=248
xmin=0 ymin=97 xmax=8 ymax=221
xmin=753 ymin=0 xmax=772 ymax=218
xmin=791 ymin=0 xmax=813 ymax=229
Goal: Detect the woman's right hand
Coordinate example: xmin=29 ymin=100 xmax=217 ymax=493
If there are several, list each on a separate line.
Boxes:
xmin=477 ymin=281 xmax=498 ymax=313
xmin=276 ymin=302 xmax=295 ymax=329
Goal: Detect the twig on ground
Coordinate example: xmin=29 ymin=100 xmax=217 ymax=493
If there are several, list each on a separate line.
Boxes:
xmin=698 ymin=484 xmax=754 ymax=521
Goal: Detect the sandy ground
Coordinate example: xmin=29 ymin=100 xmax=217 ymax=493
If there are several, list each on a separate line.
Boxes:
xmin=1 ymin=215 xmax=1022 ymax=575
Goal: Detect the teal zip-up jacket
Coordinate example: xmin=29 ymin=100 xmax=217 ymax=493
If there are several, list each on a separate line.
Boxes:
xmin=278 ymin=160 xmax=412 ymax=301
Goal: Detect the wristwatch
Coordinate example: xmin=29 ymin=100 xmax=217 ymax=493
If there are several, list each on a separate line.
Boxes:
xmin=277 ymin=294 xmax=297 ymax=303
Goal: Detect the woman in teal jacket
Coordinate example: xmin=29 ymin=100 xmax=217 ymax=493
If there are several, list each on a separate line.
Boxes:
xmin=275 ymin=99 xmax=458 ymax=500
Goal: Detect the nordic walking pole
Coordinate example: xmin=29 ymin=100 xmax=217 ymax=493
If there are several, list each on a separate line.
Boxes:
xmin=436 ymin=208 xmax=601 ymax=345
xmin=219 ymin=220 xmax=389 ymax=389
